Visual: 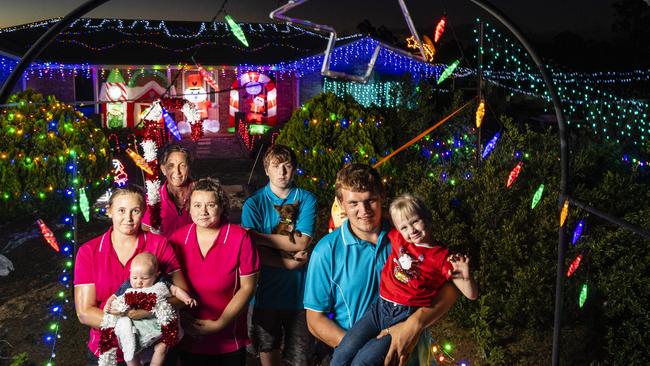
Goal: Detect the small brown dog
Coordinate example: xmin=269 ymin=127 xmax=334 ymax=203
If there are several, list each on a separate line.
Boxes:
xmin=272 ymin=203 xmax=302 ymax=244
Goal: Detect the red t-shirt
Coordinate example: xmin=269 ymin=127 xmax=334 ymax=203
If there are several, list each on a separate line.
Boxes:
xmin=169 ymin=223 xmax=260 ymax=355
xmin=74 ymin=228 xmax=180 ymax=358
xmin=379 ymin=229 xmax=453 ymax=307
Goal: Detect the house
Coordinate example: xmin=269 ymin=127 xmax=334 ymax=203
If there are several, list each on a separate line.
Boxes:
xmin=0 ymin=18 xmax=447 ymax=139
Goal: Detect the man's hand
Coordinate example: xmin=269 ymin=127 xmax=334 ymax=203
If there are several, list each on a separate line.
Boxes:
xmin=376 ymin=316 xmax=423 ymax=366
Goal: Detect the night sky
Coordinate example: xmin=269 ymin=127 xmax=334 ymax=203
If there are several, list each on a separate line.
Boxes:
xmin=1 ymin=0 xmax=617 ymax=38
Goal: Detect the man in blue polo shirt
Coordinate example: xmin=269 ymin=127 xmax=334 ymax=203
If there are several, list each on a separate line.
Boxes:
xmin=242 ymin=144 xmax=317 ymax=366
xmin=304 ymin=163 xmax=458 ymax=365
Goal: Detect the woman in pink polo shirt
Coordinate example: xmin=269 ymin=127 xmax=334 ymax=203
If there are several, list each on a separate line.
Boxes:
xmin=74 ymin=185 xmax=191 ymax=365
xmin=143 ymin=144 xmax=194 ymax=238
xmin=169 ymin=177 xmax=260 ymax=366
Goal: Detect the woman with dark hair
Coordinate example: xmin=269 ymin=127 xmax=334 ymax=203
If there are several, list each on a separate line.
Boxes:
xmin=74 ymin=185 xmax=190 ymax=366
xmin=169 ymin=177 xmax=260 ymax=366
xmin=142 ymin=144 xmax=194 ymax=237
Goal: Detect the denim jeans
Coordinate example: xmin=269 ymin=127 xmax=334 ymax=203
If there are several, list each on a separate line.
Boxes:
xmin=331 ymin=298 xmax=417 ymax=366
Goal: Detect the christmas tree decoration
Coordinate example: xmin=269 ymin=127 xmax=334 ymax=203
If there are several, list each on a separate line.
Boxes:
xmin=37 ymin=219 xmax=60 ymax=252
xmin=79 ymin=188 xmax=90 ymax=222
xmin=572 ymin=219 xmax=585 ymax=245
xmin=112 ymin=159 xmax=128 ymax=187
xmin=126 ymin=148 xmax=154 ymax=175
xmin=481 ymin=131 xmax=500 ymax=159
xmin=579 ymin=283 xmax=588 ymax=308
xmin=475 ymin=99 xmax=485 ymax=128
xmin=434 ymin=16 xmax=446 ymax=43
xmin=506 ymin=162 xmax=523 ymax=188
xmin=566 ymin=253 xmax=583 ymax=277
xmin=560 ymin=200 xmax=570 ymax=227
xmin=225 ymin=15 xmax=249 ymax=47
xmin=437 ymin=59 xmax=460 ymax=84
xmin=531 ymin=184 xmax=545 ymax=209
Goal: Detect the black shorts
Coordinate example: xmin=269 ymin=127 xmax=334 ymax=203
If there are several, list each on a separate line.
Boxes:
xmin=250 ymin=308 xmax=315 ymax=365
xmin=178 ymin=348 xmax=246 ymax=366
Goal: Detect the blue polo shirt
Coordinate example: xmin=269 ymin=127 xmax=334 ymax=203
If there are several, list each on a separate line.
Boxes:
xmin=241 ymin=184 xmax=317 ymax=310
xmin=303 ymin=220 xmax=391 ymax=330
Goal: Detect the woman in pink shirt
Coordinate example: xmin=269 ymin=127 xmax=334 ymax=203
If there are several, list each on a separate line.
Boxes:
xmin=74 ymin=185 xmax=191 ymax=365
xmin=169 ymin=177 xmax=260 ymax=366
xmin=142 ymin=144 xmax=194 ymax=238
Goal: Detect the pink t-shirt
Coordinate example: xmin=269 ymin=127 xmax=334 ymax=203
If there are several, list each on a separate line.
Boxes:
xmin=142 ymin=182 xmax=193 ymax=238
xmin=74 ymin=228 xmax=180 ymax=358
xmin=169 ymin=223 xmax=260 ymax=355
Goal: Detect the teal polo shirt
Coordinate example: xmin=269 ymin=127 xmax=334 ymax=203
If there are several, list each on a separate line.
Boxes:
xmin=241 ymin=184 xmax=317 ymax=310
xmin=303 ymin=220 xmax=391 ymax=330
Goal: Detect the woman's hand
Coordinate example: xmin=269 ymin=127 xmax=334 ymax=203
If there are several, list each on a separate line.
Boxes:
xmin=183 ymin=315 xmax=223 ymax=337
xmin=126 ymin=309 xmax=152 ymax=320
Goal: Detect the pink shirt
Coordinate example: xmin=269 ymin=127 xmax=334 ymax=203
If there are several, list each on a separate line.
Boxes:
xmin=74 ymin=228 xmax=180 ymax=358
xmin=169 ymin=223 xmax=260 ymax=355
xmin=142 ymin=182 xmax=193 ymax=238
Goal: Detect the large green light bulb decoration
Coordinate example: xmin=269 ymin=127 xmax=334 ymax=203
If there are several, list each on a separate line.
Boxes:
xmin=437 ymin=59 xmax=460 ymax=84
xmin=531 ymin=184 xmax=545 ymax=209
xmin=579 ymin=283 xmax=588 ymax=308
xmin=225 ymin=15 xmax=249 ymax=47
xmin=79 ymin=187 xmax=90 ymax=222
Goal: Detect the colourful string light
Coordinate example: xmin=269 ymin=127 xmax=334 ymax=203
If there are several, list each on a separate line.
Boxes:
xmin=572 ymin=219 xmax=585 ymax=245
xmin=36 ymin=219 xmax=60 ymax=252
xmin=79 ymin=187 xmax=90 ymax=222
xmin=225 ymin=15 xmax=249 ymax=47
xmin=437 ymin=59 xmax=460 ymax=84
xmin=506 ymin=162 xmax=523 ymax=188
xmin=112 ymin=159 xmax=128 ymax=186
xmin=560 ymin=200 xmax=569 ymax=227
xmin=126 ymin=148 xmax=154 ymax=175
xmin=566 ymin=253 xmax=583 ymax=277
xmin=531 ymin=184 xmax=544 ymax=209
xmin=579 ymin=283 xmax=588 ymax=308
xmin=475 ymin=99 xmax=485 ymax=128
xmin=434 ymin=17 xmax=446 ymax=43
xmin=481 ymin=131 xmax=500 ymax=159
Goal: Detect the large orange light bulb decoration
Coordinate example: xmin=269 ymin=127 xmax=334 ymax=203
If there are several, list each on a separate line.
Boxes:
xmin=126 ymin=148 xmax=154 ymax=175
xmin=475 ymin=99 xmax=485 ymax=128
xmin=560 ymin=200 xmax=570 ymax=227
xmin=37 ymin=219 xmax=60 ymax=252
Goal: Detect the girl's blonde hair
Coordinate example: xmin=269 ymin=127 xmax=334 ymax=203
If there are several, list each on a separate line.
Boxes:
xmin=107 ymin=185 xmax=146 ymax=209
xmin=389 ymin=193 xmax=433 ymax=229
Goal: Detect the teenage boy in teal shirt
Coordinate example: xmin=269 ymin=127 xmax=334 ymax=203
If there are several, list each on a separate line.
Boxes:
xmin=242 ymin=144 xmax=317 ymax=366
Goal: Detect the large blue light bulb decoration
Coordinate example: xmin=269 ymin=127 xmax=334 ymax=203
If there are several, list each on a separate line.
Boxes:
xmin=572 ymin=219 xmax=585 ymax=246
xmin=162 ymin=108 xmax=182 ymax=141
xmin=481 ymin=132 xmax=500 ymax=159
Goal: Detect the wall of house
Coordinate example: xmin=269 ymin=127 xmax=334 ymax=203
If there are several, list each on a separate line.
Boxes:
xmin=26 ymin=74 xmax=76 ymax=103
xmin=298 ymin=71 xmax=323 ymax=105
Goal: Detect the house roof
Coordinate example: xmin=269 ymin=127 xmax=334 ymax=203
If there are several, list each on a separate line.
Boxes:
xmin=0 ymin=18 xmax=364 ymax=66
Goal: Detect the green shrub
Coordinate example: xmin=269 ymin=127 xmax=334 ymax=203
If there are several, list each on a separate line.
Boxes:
xmin=276 ymin=92 xmax=393 ymax=207
xmin=0 ymin=90 xmax=111 ymax=220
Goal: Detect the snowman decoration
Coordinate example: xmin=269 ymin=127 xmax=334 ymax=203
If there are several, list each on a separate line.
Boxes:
xmin=184 ymin=74 xmax=211 ymax=119
xmin=392 ymin=247 xmax=424 ymax=284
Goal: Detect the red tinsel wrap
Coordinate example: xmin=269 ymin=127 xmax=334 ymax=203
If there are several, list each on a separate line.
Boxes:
xmin=149 ymin=202 xmax=162 ymax=230
xmin=124 ymin=292 xmax=157 ymax=311
xmin=160 ymin=321 xmax=180 ymax=346
xmin=143 ymin=120 xmax=164 ymax=147
xmin=98 ymin=327 xmax=119 ymax=353
xmin=160 ymin=97 xmax=186 ymax=111
xmin=190 ymin=121 xmax=204 ymax=142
